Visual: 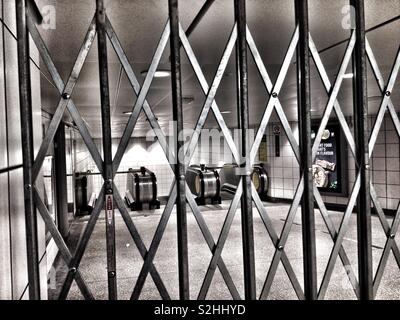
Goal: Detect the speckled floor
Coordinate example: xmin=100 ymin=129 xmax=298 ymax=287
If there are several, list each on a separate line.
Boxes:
xmin=49 ymin=201 xmax=400 ymax=300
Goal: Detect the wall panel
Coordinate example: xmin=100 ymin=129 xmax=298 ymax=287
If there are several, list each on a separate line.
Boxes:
xmin=4 ymin=28 xmax=22 ymax=167
xmin=9 ymin=168 xmax=27 ymax=299
xmin=0 ymin=23 xmax=7 ymax=170
xmin=0 ymin=173 xmax=11 ymax=299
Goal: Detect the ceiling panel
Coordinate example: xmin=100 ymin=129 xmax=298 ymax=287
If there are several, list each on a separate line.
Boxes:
xmin=35 ymin=0 xmax=399 ymax=138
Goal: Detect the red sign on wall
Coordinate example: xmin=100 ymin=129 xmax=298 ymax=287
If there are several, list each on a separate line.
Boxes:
xmin=106 ymin=194 xmax=113 ymax=225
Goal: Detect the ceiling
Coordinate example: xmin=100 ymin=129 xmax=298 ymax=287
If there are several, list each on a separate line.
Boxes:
xmin=35 ymin=0 xmax=400 ymax=138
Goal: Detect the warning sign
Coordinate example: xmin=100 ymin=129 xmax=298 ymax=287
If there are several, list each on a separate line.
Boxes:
xmin=106 ymin=194 xmax=114 ymax=225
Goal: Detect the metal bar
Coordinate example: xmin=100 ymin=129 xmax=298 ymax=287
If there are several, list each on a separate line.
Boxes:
xmin=0 ymin=164 xmax=23 ymax=174
xmin=59 ymin=185 xmax=105 ymax=299
xmin=366 ymin=46 xmax=400 ymax=294
xmin=131 ymin=183 xmax=177 ymax=299
xmin=179 ymin=22 xmax=240 ymax=164
xmin=107 ymin=16 xmax=240 ymax=299
xmin=96 ymin=0 xmax=117 ymax=300
xmin=185 ymin=0 xmax=215 ymax=38
xmin=318 ymin=15 xmax=400 ymax=55
xmin=16 ymin=0 xmax=40 ymax=300
xmin=33 ymin=187 xmax=94 ymax=299
xmin=106 ymin=15 xmax=185 ymax=300
xmin=313 ymin=186 xmax=360 ymax=299
xmin=367 ymin=43 xmax=400 ymax=156
xmin=295 ymin=0 xmax=317 ymax=300
xmin=27 ymin=9 xmax=106 ymax=300
xmin=31 ymin=17 xmax=97 ymax=182
xmin=251 ymin=186 xmax=304 ymax=300
xmin=372 ymin=186 xmax=400 ymax=296
xmin=26 ymin=0 xmax=43 ymax=24
xmin=167 ymin=0 xmax=216 ymax=61
xmin=198 ymin=182 xmax=242 ymax=299
xmin=249 ymin=26 xmax=300 ymax=165
xmin=370 ymin=185 xmax=395 ymax=241
xmin=246 ymin=24 xmax=306 ymax=299
xmin=169 ymin=0 xmax=190 ymax=300
xmin=54 ymin=124 xmax=69 ymax=238
xmin=182 ymin=23 xmax=238 ymax=164
xmin=259 ymin=176 xmax=304 ymax=299
xmin=67 ymin=103 xmax=104 ymax=174
xmin=106 ymin=16 xmax=174 ymax=299
xmin=105 ymin=16 xmax=173 ymax=171
xmin=185 ymin=188 xmax=241 ymax=300
xmin=351 ymin=0 xmax=373 ymax=300
xmin=310 ymin=31 xmax=356 ymax=160
xmin=198 ymin=181 xmax=243 ymax=300
xmin=234 ymin=0 xmax=256 ymax=300
xmin=318 ymin=174 xmax=361 ymax=299
xmin=247 ymin=25 xmax=300 ymax=163
xmin=371 ymin=187 xmax=400 ymax=269
xmin=113 ymin=185 xmax=170 ymax=300
xmin=26 ymin=15 xmax=103 ymax=174
xmin=111 ymin=20 xmax=170 ymax=173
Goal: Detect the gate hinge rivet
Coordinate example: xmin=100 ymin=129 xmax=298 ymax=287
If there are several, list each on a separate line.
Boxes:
xmin=62 ymin=93 xmax=71 ymax=100
xmin=109 ymin=271 xmax=115 ymax=277
xmin=70 ymin=267 xmax=77 ymax=274
xmin=26 ymin=184 xmax=32 ymax=190
xmin=278 ymin=245 xmax=284 ymax=251
xmin=390 ymin=234 xmax=395 ymax=239
xmin=272 ymin=92 xmax=278 ymax=98
xmin=385 ymin=91 xmax=391 ymax=97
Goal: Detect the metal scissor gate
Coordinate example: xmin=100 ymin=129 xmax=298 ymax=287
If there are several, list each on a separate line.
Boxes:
xmin=16 ymin=0 xmax=400 ymax=300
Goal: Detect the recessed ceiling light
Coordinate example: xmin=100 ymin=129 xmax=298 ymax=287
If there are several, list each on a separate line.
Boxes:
xmin=182 ymin=96 xmax=195 ymax=105
xmin=141 ymin=70 xmax=171 ymax=78
xmin=342 ymin=73 xmax=354 ymax=79
xmin=368 ymin=95 xmax=382 ymax=101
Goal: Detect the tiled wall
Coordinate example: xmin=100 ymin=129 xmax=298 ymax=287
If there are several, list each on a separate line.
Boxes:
xmin=370 ymin=115 xmax=400 ymax=210
xmin=0 ymin=0 xmax=47 ymax=300
xmin=265 ymin=123 xmax=300 ymax=200
xmin=265 ymin=115 xmax=400 ymax=210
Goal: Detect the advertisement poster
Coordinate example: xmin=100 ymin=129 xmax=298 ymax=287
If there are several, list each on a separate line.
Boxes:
xmin=311 ymin=123 xmax=345 ymax=194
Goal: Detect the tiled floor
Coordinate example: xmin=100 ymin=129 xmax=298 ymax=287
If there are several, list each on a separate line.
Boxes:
xmin=49 ymin=201 xmax=400 ymax=300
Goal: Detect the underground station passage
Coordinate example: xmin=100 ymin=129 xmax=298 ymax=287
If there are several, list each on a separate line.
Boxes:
xmin=0 ymin=0 xmax=399 ymax=301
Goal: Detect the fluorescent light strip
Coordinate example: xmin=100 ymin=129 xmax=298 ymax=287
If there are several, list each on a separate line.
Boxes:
xmin=141 ymin=70 xmax=171 ymax=78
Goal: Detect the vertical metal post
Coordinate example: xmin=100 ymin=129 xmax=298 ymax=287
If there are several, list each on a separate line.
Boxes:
xmin=295 ymin=0 xmax=317 ymax=300
xmin=96 ymin=0 xmax=117 ymax=300
xmin=169 ymin=0 xmax=190 ymax=300
xmin=16 ymin=0 xmax=41 ymax=300
xmin=234 ymin=0 xmax=256 ymax=300
xmin=54 ymin=124 xmax=69 ymax=239
xmin=351 ymin=0 xmax=373 ymax=300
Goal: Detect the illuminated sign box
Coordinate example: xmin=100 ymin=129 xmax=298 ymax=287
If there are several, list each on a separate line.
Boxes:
xmin=311 ymin=122 xmax=348 ymax=197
